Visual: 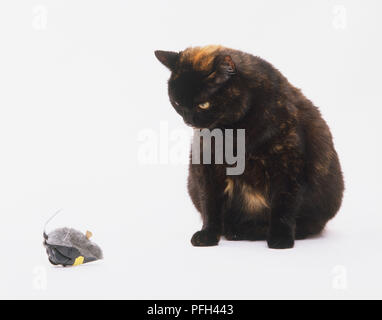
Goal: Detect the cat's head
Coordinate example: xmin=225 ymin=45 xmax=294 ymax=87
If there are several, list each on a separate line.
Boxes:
xmin=155 ymin=46 xmax=249 ymax=128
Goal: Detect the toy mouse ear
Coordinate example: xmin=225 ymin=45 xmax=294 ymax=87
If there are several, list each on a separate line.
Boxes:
xmin=154 ymin=50 xmax=179 ymax=71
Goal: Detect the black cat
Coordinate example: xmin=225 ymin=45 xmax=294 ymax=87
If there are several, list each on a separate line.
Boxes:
xmin=155 ymin=45 xmax=344 ymax=249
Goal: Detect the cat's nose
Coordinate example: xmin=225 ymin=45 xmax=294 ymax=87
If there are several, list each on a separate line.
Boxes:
xmin=190 ymin=113 xmax=200 ymax=125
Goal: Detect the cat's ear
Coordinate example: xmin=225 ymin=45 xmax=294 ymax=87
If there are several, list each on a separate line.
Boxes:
xmin=154 ymin=50 xmax=179 ymax=71
xmin=211 ymin=55 xmax=236 ymax=84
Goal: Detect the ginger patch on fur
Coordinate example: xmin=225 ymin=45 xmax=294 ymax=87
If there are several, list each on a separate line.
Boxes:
xmin=181 ymin=45 xmax=222 ymax=71
xmin=224 ymin=178 xmax=234 ymax=198
xmin=240 ymin=182 xmax=269 ymax=212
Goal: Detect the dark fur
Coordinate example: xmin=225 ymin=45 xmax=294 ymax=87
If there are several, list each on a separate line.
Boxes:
xmin=155 ymin=46 xmax=344 ymax=249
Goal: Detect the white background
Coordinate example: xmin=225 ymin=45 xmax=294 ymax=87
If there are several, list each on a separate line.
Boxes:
xmin=0 ymin=0 xmax=381 ymax=299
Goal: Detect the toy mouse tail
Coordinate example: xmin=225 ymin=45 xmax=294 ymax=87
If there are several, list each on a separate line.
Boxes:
xmin=43 ymin=209 xmax=62 ymax=238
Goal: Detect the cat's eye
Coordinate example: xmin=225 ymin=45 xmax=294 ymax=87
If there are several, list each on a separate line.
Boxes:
xmin=198 ymin=102 xmax=210 ymax=110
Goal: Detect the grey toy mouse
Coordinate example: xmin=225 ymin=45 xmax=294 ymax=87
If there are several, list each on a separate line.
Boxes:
xmin=43 ymin=211 xmax=103 ymax=267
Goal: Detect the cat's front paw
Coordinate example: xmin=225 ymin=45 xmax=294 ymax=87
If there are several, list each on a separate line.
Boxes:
xmin=191 ymin=230 xmax=220 ymax=247
xmin=267 ymin=234 xmax=295 ymax=249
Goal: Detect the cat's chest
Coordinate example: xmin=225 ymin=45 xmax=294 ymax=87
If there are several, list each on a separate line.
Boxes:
xmin=220 ymin=159 xmax=270 ymax=212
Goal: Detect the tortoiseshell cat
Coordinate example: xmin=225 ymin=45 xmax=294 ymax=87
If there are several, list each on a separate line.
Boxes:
xmin=155 ymin=45 xmax=344 ymax=249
